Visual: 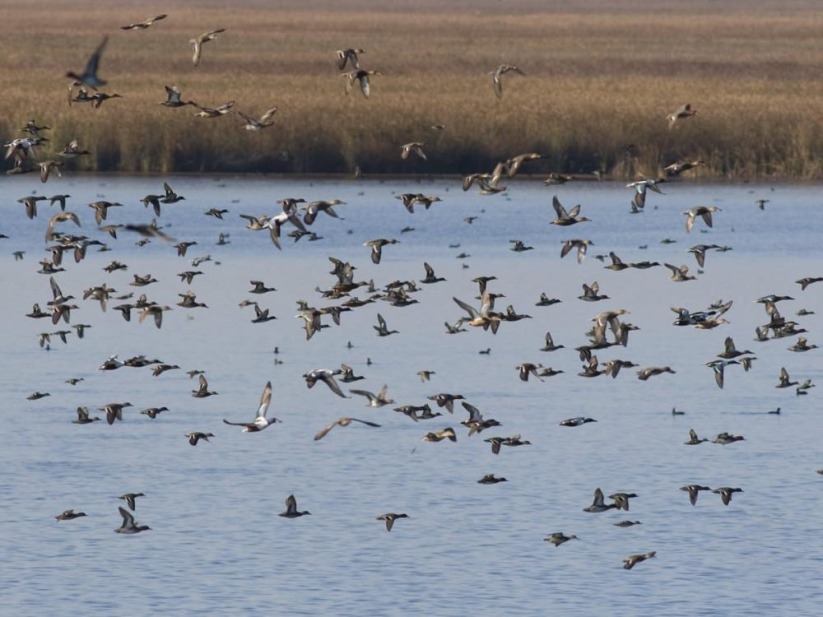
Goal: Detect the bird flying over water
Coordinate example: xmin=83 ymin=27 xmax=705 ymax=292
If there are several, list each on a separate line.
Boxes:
xmin=223 ymin=381 xmax=280 ymax=431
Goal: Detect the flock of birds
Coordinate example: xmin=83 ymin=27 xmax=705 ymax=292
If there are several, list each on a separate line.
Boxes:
xmin=3 ymin=12 xmax=821 ymax=580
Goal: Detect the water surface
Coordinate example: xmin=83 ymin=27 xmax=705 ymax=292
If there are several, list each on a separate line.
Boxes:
xmin=0 ymin=176 xmax=821 ymax=616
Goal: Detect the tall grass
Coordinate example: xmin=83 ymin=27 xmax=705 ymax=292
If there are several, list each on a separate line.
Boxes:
xmin=2 ymin=0 xmax=821 ymax=178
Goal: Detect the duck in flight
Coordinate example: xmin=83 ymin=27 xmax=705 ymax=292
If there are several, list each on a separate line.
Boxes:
xmin=279 ymin=495 xmax=311 ymax=518
xmin=121 ymin=14 xmax=167 ymax=30
xmin=66 ymin=36 xmax=108 ymax=89
xmin=114 ymin=506 xmax=150 ymax=534
xmin=223 ymin=381 xmax=280 ymax=432
xmin=376 ymin=512 xmax=409 ymax=532
xmin=313 ymin=417 xmax=381 ymax=441
xmin=190 ymin=28 xmax=226 ymax=66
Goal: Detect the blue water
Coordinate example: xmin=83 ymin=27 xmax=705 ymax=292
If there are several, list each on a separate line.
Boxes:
xmin=0 ymin=175 xmax=821 ymax=616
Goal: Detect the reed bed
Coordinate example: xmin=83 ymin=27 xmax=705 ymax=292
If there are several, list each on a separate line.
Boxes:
xmin=2 ymin=0 xmax=821 ymax=178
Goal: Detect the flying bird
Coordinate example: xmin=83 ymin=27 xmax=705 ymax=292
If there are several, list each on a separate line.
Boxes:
xmin=66 ymin=36 xmax=108 ymax=89
xmin=190 ymin=28 xmax=226 ymax=66
xmin=223 ymin=381 xmax=280 ymax=431
xmin=121 ymin=14 xmax=167 ymax=30
xmin=313 ymin=417 xmax=381 ymax=441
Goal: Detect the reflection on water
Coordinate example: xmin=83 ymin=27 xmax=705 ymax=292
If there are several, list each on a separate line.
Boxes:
xmin=0 ymin=176 xmax=821 ymax=616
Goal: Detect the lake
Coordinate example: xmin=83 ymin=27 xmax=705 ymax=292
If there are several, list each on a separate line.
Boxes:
xmin=0 ymin=175 xmax=821 ymax=616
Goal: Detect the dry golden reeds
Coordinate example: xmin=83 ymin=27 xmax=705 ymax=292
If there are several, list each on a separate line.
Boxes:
xmin=1 ymin=1 xmax=821 ymax=178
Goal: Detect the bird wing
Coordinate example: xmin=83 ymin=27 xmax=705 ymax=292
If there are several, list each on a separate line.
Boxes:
xmin=313 ymin=421 xmax=337 ymax=441
xmin=350 ymin=418 xmax=381 ymax=428
xmin=320 ymin=374 xmax=347 ymax=398
xmin=552 ymin=196 xmax=567 ymax=218
xmin=453 ymin=296 xmax=479 ymax=319
xmin=85 ymin=36 xmax=108 ymax=82
xmin=349 ymin=389 xmax=375 ymax=402
xmin=257 ymin=381 xmax=272 ymax=419
xmin=118 ymin=506 xmax=135 ymax=529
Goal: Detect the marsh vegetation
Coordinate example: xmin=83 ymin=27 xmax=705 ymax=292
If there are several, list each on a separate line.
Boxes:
xmin=2 ymin=0 xmax=821 ymax=177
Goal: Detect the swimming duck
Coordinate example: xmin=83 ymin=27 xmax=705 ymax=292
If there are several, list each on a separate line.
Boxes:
xmin=223 ymin=381 xmax=280 ymax=431
xmin=56 ymin=509 xmax=87 ymax=521
xmin=614 ymin=520 xmax=643 ymax=527
xmin=478 ymin=474 xmax=507 ymax=484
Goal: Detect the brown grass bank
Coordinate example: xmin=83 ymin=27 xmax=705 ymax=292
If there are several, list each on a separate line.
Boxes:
xmin=1 ymin=0 xmax=821 ymax=178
